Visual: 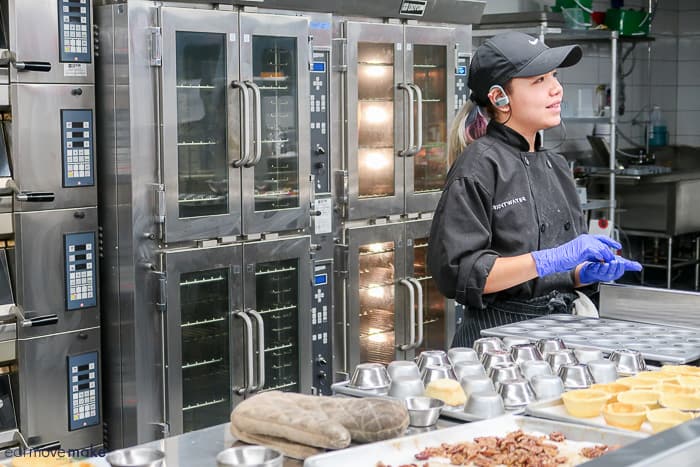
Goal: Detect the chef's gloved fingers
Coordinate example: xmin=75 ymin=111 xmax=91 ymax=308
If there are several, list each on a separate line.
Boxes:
xmin=618 ymin=256 xmax=643 ymax=272
xmin=532 ymin=234 xmax=620 ymax=277
xmin=592 ymin=234 xmax=622 ymax=250
xmin=579 ymin=257 xmax=641 ymax=284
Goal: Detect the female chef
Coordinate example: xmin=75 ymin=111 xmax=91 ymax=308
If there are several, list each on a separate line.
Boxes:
xmin=427 ymin=32 xmax=641 ymax=347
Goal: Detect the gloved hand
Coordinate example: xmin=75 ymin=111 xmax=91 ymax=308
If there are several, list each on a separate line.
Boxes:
xmin=579 ymin=257 xmax=643 ymax=285
xmin=531 ymin=234 xmax=621 ymax=277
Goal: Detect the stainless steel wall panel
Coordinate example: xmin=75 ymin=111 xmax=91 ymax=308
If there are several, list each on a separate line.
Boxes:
xmin=13 ymin=207 xmax=99 ymax=339
xmin=7 ymin=0 xmax=95 ymax=85
xmin=96 ymin=1 xmax=165 ymax=449
xmin=17 ymin=327 xmax=101 ymax=450
xmin=10 ymin=84 xmax=97 ymax=211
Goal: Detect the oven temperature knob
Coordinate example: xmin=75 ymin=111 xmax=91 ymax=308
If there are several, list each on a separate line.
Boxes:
xmin=317 ymin=371 xmax=327 ymax=381
xmin=315 ymin=145 xmax=326 ymax=155
xmin=316 ymin=356 xmax=327 ymax=366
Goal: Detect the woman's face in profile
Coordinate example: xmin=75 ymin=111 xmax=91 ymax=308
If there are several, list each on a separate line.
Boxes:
xmin=504 ymin=70 xmax=564 ymax=135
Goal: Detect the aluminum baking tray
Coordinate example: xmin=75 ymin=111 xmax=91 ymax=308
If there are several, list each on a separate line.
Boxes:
xmin=332 ymin=380 xmax=526 ymax=422
xmin=481 ymin=314 xmax=700 ymax=364
xmin=527 ymin=397 xmax=655 ymax=435
xmin=303 ymin=414 xmax=646 ymax=467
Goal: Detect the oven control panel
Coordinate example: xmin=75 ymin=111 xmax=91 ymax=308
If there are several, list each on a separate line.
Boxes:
xmin=310 ymin=49 xmax=330 ymax=194
xmin=455 ymin=53 xmax=470 ymax=113
xmin=311 ymin=260 xmax=333 ymax=395
xmin=68 ymin=351 xmax=99 ymax=430
xmin=65 ymin=232 xmax=96 ymax=310
xmin=62 ymin=110 xmax=94 ymax=187
xmin=59 ymin=0 xmax=92 ymax=63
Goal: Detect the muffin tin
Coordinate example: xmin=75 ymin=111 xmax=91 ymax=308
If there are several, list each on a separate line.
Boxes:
xmin=481 ymin=314 xmax=700 ymax=364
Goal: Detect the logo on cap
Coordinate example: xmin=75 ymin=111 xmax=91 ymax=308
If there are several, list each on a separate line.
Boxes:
xmin=528 ymin=38 xmax=538 ymax=45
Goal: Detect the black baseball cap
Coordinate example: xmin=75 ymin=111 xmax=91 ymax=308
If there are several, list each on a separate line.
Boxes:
xmin=468 ymin=31 xmax=582 ymax=106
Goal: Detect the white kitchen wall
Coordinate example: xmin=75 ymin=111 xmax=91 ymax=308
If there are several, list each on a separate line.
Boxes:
xmin=676 ymin=0 xmax=700 ymax=146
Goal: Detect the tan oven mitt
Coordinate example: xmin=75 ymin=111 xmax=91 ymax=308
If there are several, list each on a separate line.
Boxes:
xmin=230 ymin=391 xmax=409 ymax=459
xmin=230 ymin=391 xmax=352 ymax=457
xmin=229 ymin=424 xmax=324 ymax=460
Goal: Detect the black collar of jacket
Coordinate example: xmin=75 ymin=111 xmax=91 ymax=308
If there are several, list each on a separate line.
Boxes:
xmin=487 ymin=121 xmax=542 ymax=153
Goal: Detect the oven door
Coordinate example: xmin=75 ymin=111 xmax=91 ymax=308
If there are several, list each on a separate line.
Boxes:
xmin=239 ymin=13 xmax=311 ymax=235
xmin=163 ymin=244 xmax=243 ymax=435
xmin=160 ymin=7 xmax=242 ymax=242
xmin=242 ymin=236 xmax=312 ymax=396
xmin=8 ymin=0 xmax=94 ymax=85
xmin=345 ymin=223 xmax=409 ymax=370
xmin=10 ymin=84 xmax=97 ymax=211
xmin=343 ymin=21 xmax=405 ymax=220
xmin=403 ymin=25 xmax=456 ymax=215
xmin=405 ymin=218 xmax=455 ymax=355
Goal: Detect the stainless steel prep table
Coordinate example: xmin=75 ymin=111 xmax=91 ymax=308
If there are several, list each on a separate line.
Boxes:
xmin=80 ymin=420 xmax=463 ymax=467
xmin=68 ymin=416 xmax=700 ymax=466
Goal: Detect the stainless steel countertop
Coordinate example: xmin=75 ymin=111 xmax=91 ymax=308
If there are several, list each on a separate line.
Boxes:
xmin=83 ymin=419 xmax=463 ymax=466
xmin=81 ymin=416 xmax=700 ymax=467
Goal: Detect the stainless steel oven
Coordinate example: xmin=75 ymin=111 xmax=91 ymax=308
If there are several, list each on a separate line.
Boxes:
xmin=336 ymin=218 xmax=453 ymax=372
xmin=161 ymin=235 xmax=311 ymax=436
xmin=158 ymin=6 xmax=310 ymax=242
xmin=334 ymin=21 xmax=456 ymax=220
xmin=9 ymin=83 xmax=97 ymax=211
xmin=5 ymin=0 xmax=95 ymax=85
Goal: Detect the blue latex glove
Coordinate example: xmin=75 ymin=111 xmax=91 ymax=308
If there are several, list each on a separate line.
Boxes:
xmin=531 ymin=234 xmax=621 ymax=277
xmin=579 ymin=257 xmax=643 ymax=284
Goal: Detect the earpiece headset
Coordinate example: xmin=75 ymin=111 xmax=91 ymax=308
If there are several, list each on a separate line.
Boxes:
xmin=489 ymin=84 xmax=510 ymax=107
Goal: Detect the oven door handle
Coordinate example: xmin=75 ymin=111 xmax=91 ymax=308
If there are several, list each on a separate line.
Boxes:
xmin=247 ymin=309 xmax=266 ymax=392
xmin=398 ymin=84 xmax=415 ymax=157
xmin=408 ymin=84 xmax=423 ymax=157
xmin=408 ymin=277 xmax=424 ymax=349
xmin=231 ymin=81 xmax=251 ymax=168
xmin=11 ymin=305 xmax=58 ymax=328
xmin=234 ymin=310 xmax=255 ymax=395
xmin=243 ymin=81 xmax=262 ymax=167
xmin=398 ymin=279 xmax=415 ymax=351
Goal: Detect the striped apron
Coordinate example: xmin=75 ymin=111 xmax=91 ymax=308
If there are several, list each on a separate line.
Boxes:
xmin=451 ymin=290 xmax=578 ymax=348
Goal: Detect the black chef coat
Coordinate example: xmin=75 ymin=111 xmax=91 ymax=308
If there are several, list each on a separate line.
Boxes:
xmin=428 ymin=121 xmax=587 ymax=310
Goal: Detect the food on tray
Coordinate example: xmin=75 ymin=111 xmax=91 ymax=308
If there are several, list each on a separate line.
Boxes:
xmin=658 ymin=385 xmax=700 ymax=411
xmin=616 ymin=390 xmax=660 ymax=410
xmin=378 ymin=430 xmax=620 ymax=467
xmin=676 ymin=375 xmax=700 ymax=390
xmin=424 ymin=378 xmax=467 ymax=406
xmin=561 ymin=389 xmax=610 ymax=418
xmin=646 ymin=408 xmax=694 ymax=433
xmin=660 ymin=365 xmax=700 ymax=377
xmin=11 ymin=453 xmax=71 ymax=466
xmin=591 ymin=383 xmax=632 ymax=401
xmin=602 ymin=402 xmax=647 ymax=430
xmin=633 ymin=371 xmax=678 ymax=384
xmin=614 ymin=376 xmax=656 ymax=389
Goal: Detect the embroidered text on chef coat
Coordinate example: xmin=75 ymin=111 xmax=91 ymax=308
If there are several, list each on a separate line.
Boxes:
xmin=492 ymin=196 xmax=528 ymax=211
